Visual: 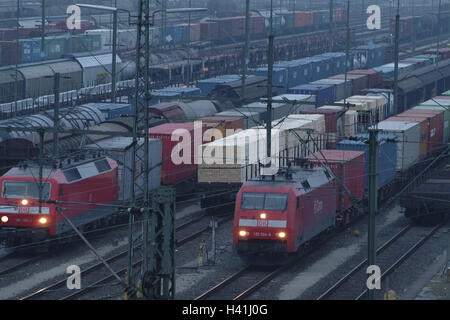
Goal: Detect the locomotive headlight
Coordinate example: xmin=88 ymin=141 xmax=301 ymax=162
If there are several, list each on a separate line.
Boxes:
xmin=239 ymin=230 xmax=249 ymax=237
xmin=277 ymin=231 xmax=286 ymax=239
xmin=21 ymin=199 xmax=29 ymax=206
xmin=1 ymin=216 xmax=8 ymax=223
xmin=38 ymin=217 xmax=47 ymax=224
xmin=260 ymin=213 xmax=267 ymax=220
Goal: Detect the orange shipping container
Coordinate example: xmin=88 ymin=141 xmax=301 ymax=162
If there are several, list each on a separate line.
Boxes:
xmin=199 ymin=116 xmax=244 ymax=142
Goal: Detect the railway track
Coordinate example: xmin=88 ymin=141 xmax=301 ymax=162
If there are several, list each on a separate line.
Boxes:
xmin=19 ymin=211 xmax=233 ymax=300
xmin=0 ymin=252 xmax=47 ymax=277
xmin=316 ymin=222 xmax=446 ymax=300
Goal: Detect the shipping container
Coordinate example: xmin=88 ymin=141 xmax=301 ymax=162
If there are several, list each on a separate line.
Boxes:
xmin=198 ymin=128 xmax=285 ymax=183
xmin=84 ymin=137 xmax=161 ymax=200
xmin=372 ymin=121 xmax=421 ymax=171
xmin=190 ymin=23 xmax=201 ymax=42
xmin=319 ymin=106 xmax=358 ymax=137
xmin=75 ymin=53 xmax=122 ymax=87
xmin=200 ymin=21 xmax=219 ymax=41
xmin=196 ymin=74 xmax=248 ymax=95
xmin=84 ymin=103 xmax=133 ymax=120
xmin=200 ymin=116 xmax=244 ymax=142
xmin=348 ymin=69 xmax=382 ymax=88
xmin=288 ymin=83 xmax=334 ymax=106
xmin=43 ymin=36 xmax=66 ymax=60
xmin=299 ymin=108 xmax=344 ymax=148
xmin=274 ymin=61 xmax=305 ymax=89
xmin=329 ymin=73 xmax=368 ymax=95
xmin=337 ymin=134 xmax=397 ymax=190
xmin=413 ymin=105 xmax=450 ymax=143
xmin=149 ymin=123 xmax=205 ymax=185
xmin=307 ymin=149 xmax=365 ymax=211
xmin=252 ymin=67 xmax=288 ymax=94
xmin=20 ymin=38 xmax=41 ymax=63
xmin=399 ymin=109 xmax=444 ymax=152
xmin=272 ymin=94 xmax=316 ymax=112
xmin=214 ymin=110 xmax=262 ymax=129
xmin=352 ymin=44 xmax=384 ymax=69
xmin=310 ymin=78 xmax=352 ymax=101
xmin=318 ymin=52 xmax=346 ymax=74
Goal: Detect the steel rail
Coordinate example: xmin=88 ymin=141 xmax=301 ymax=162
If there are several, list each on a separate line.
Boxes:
xmin=355 ymin=222 xmax=445 ymax=300
xmin=316 ymin=224 xmax=412 ymax=300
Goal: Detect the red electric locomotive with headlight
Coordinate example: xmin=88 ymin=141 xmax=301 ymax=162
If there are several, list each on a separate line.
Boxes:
xmin=232 ymin=163 xmax=337 ymax=265
xmin=0 ymin=156 xmax=119 ymax=247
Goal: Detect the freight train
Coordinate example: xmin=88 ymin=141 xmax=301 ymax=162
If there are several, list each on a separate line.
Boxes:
xmin=231 ymin=104 xmax=450 ymax=264
xmin=2 ymin=41 xmax=450 ymax=248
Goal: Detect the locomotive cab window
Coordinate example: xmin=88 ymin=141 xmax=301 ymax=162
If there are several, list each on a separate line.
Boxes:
xmin=241 ymin=192 xmax=288 ymax=211
xmin=95 ymin=159 xmax=111 ymax=173
xmin=2 ymin=181 xmax=51 ymax=200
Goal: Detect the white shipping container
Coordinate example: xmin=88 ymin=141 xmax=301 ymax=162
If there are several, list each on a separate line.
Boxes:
xmin=198 ymin=128 xmax=286 ymax=183
xmin=75 ymin=54 xmax=122 ymax=87
xmin=372 ymin=121 xmax=421 ymax=171
xmin=85 ymin=137 xmax=162 ymax=200
xmin=84 ymin=29 xmax=112 ymax=50
xmin=272 ymin=94 xmax=316 ymax=112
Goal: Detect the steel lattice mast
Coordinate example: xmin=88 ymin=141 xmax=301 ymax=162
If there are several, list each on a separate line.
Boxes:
xmin=126 ymin=0 xmax=175 ymax=300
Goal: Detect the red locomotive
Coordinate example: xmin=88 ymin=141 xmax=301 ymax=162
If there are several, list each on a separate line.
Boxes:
xmin=232 ymin=163 xmax=337 ymax=265
xmin=0 ymin=156 xmax=119 ymax=248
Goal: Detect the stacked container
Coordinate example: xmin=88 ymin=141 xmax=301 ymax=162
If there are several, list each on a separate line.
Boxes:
xmin=318 ymin=52 xmax=346 ymax=74
xmin=337 ymin=134 xmax=397 ymax=190
xmin=329 ymin=73 xmax=368 ymax=95
xmin=288 ymin=83 xmax=334 ymax=106
xmin=392 ymin=109 xmax=444 ymax=153
xmin=310 ymin=78 xmax=352 ymax=101
xmin=198 ymin=128 xmax=285 ymax=183
xmin=252 ymin=67 xmax=288 ymax=94
xmin=319 ymin=105 xmax=358 ymax=137
xmin=348 ymin=69 xmax=383 ymax=88
xmin=307 ymin=150 xmax=366 ymax=212
xmin=299 ymin=108 xmax=344 ymax=148
xmin=372 ymin=121 xmax=421 ymax=171
xmin=413 ymin=105 xmax=449 ymax=143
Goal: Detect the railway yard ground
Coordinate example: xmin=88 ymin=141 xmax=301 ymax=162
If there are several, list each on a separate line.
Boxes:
xmin=1 ymin=198 xmax=449 ymax=300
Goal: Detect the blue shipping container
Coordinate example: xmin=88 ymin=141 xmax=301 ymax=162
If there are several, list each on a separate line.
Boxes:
xmin=319 ymin=52 xmax=346 ymax=75
xmin=252 ymin=67 xmax=288 ymax=94
xmin=288 ymin=83 xmax=334 ymax=107
xmin=197 ymin=75 xmax=253 ymax=95
xmin=20 ymin=39 xmax=42 ymax=63
xmin=337 ymin=134 xmax=397 ymax=190
xmin=86 ymin=103 xmax=133 ymax=120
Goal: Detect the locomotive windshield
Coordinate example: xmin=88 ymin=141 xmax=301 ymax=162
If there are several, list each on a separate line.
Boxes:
xmin=2 ymin=181 xmax=51 ymax=200
xmin=241 ymin=192 xmax=288 ymax=211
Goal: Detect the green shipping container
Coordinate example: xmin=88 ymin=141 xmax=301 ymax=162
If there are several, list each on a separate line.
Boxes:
xmin=44 ymin=36 xmax=66 ymax=59
xmin=67 ymin=35 xmax=85 ymax=53
xmin=413 ymin=105 xmax=450 ymax=143
xmin=88 ymin=34 xmax=102 ymax=51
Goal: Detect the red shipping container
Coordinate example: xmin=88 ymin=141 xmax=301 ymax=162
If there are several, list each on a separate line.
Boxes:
xmin=387 ymin=116 xmax=429 ymax=158
xmin=1 ymin=41 xmax=21 ymax=65
xmin=149 ymin=123 xmax=205 ymax=185
xmin=200 ymin=21 xmax=219 ymax=41
xmin=330 ymin=73 xmax=368 ymax=95
xmin=307 ymin=150 xmax=366 ymax=212
xmin=250 ymin=14 xmax=264 ymax=35
xmin=401 ymin=109 xmax=445 ymax=151
xmin=294 ymin=11 xmax=310 ymax=28
xmin=348 ymin=69 xmax=382 ymax=88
